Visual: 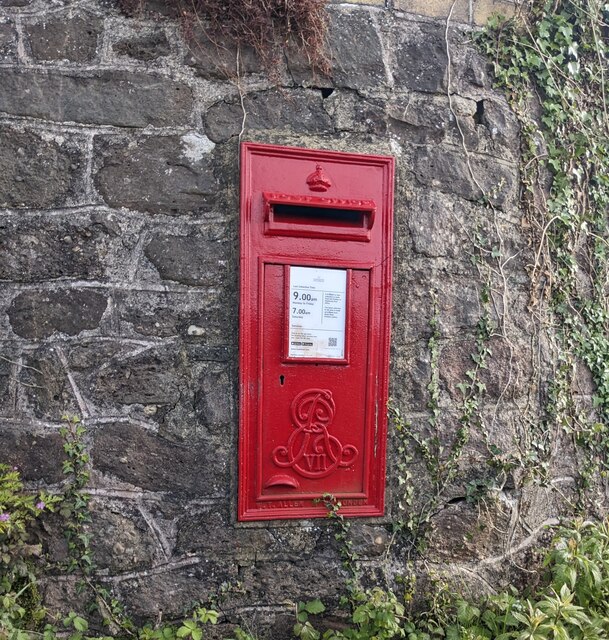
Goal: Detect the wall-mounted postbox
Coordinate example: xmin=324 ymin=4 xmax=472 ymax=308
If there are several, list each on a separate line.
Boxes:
xmin=239 ymin=142 xmax=394 ymax=521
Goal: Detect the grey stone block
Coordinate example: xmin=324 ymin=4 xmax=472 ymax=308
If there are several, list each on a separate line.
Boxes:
xmin=25 ymin=15 xmax=102 ymax=62
xmin=0 ymin=214 xmax=118 ymax=282
xmin=0 ymin=70 xmax=193 ymax=127
xmin=111 ymin=558 xmax=237 ymax=620
xmin=0 ymin=428 xmax=65 ymax=483
xmin=0 ymin=127 xmax=83 ymax=209
xmin=388 ymin=93 xmax=451 ymax=145
xmin=325 ymin=91 xmax=387 ymax=135
xmin=194 ymin=364 xmax=234 ymax=432
xmin=184 ymin=25 xmax=263 ymax=79
xmin=20 ymin=348 xmax=76 ymax=420
xmin=205 ymin=89 xmax=334 ymax=143
xmin=94 ymin=134 xmax=217 ymax=215
xmin=390 ymin=343 xmax=432 ymax=412
xmin=0 ymin=357 xmax=12 ymax=416
xmin=413 ymin=145 xmax=516 ymax=207
xmin=144 ymin=233 xmax=229 ymax=286
xmin=241 ymin=560 xmax=346 ymax=605
xmin=117 ymin=290 xmax=233 ymax=343
xmin=393 ymin=21 xmax=448 ymax=92
xmin=391 ymin=268 xmax=483 ymax=340
xmin=116 ymin=0 xmax=181 ymax=19
xmin=89 ymin=498 xmax=162 ymax=572
xmin=114 ymin=30 xmax=171 ymax=61
xmin=407 ymin=189 xmax=468 ymax=259
xmin=438 ymin=336 xmax=533 ymax=400
xmin=175 ymin=506 xmax=275 ymax=561
xmin=91 ymin=423 xmax=228 ymax=495
xmin=0 ymin=20 xmax=16 ymax=59
xmin=287 ymin=8 xmax=386 ymax=91
xmin=8 ymin=289 xmax=108 ymax=339
xmin=426 ymin=500 xmax=510 ymax=563
xmin=94 ymin=350 xmax=181 ymax=407
xmin=329 ymin=9 xmax=387 ymax=90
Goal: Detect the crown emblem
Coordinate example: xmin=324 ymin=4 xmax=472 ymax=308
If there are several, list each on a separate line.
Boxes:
xmin=306 ymin=164 xmax=332 ymax=192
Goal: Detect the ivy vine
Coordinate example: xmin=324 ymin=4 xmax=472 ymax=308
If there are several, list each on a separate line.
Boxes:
xmin=477 ymin=0 xmax=609 ymax=496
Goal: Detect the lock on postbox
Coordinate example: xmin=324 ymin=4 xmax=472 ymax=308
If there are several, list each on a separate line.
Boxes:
xmin=238 ymin=142 xmax=394 ymax=521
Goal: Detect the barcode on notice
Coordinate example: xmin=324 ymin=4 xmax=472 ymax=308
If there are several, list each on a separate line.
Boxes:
xmin=328 ymin=337 xmax=337 ymax=347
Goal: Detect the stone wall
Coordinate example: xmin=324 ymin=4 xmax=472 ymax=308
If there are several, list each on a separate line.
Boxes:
xmin=0 ymin=0 xmax=584 ymax=637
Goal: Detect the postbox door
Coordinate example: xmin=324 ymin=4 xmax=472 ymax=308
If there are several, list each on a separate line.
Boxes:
xmin=259 ymin=263 xmax=372 ymax=499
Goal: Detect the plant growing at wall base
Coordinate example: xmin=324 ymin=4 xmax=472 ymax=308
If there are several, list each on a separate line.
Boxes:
xmin=291 ymin=517 xmax=609 ymax=639
xmin=294 ymin=589 xmax=406 ymax=640
xmin=0 ymin=420 xmax=222 ymax=640
xmin=0 ymin=464 xmax=60 ymax=638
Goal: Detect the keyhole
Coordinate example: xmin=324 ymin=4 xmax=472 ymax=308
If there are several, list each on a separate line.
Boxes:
xmin=279 ymin=375 xmax=285 ymax=386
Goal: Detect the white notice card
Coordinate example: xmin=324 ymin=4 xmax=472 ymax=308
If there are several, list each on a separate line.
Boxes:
xmin=288 ymin=266 xmax=347 ymax=359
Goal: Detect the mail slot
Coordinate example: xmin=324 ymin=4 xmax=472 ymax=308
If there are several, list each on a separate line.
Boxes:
xmin=239 ymin=142 xmax=394 ymax=521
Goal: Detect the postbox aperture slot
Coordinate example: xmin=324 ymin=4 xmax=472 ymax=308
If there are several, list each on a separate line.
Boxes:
xmin=263 ymin=192 xmax=375 ymax=241
xmin=273 ymin=203 xmax=365 ymax=227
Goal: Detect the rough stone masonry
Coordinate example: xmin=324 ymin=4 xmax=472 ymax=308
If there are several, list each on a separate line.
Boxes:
xmin=0 ymin=0 xmax=586 ymax=637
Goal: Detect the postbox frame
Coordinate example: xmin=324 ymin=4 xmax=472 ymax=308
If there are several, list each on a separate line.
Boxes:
xmin=239 ymin=142 xmax=394 ymax=521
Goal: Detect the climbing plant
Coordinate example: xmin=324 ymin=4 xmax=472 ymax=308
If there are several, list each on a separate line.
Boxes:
xmin=476 ymin=0 xmax=609 ymax=497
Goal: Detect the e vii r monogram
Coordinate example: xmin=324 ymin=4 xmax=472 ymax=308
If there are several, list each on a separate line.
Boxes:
xmin=272 ymin=388 xmax=358 ymax=479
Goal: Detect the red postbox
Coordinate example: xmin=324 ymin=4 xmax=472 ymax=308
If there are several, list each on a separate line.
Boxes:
xmin=239 ymin=142 xmax=394 ymax=521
